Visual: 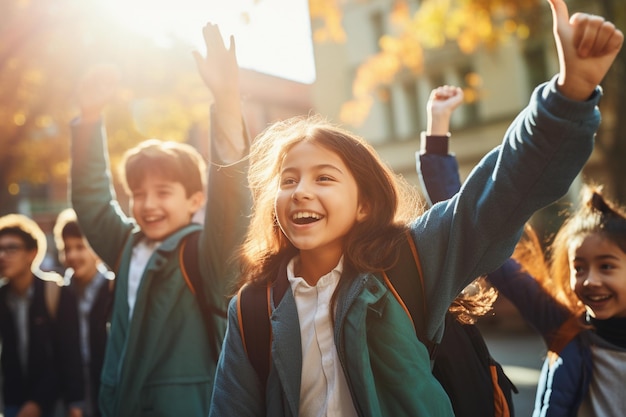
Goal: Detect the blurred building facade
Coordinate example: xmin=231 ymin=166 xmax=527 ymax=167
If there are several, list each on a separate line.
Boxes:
xmin=311 ymin=0 xmax=560 ymax=186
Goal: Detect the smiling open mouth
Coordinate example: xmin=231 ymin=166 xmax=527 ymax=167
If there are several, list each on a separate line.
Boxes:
xmin=292 ymin=212 xmax=322 ymax=225
xmin=586 ymin=294 xmax=611 ymax=302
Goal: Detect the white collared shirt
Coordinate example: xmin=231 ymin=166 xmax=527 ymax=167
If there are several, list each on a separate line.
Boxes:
xmin=287 ymin=256 xmax=358 ymax=417
xmin=128 ymin=238 xmax=160 ymax=319
xmin=73 ymin=269 xmax=108 ymax=363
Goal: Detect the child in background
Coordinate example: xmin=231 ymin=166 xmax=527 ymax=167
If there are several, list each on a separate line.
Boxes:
xmin=0 ymin=214 xmax=84 ymax=417
xmin=53 ymin=208 xmax=114 ymax=417
xmin=417 ymin=56 xmax=626 ymax=417
xmin=70 ymin=23 xmax=250 ymax=417
xmin=511 ymin=188 xmax=626 ymax=416
xmin=209 ymin=1 xmax=623 ymax=415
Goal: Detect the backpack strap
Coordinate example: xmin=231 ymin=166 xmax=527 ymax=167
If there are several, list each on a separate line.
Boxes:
xmin=238 ymin=230 xmax=436 ymax=393
xmin=382 ymin=230 xmax=437 ymax=356
xmin=180 ymin=230 xmax=228 ymax=318
xmin=237 ymin=262 xmax=290 ymax=396
xmin=179 ymin=230 xmax=227 ymax=363
xmin=546 ymin=314 xmax=584 ymax=365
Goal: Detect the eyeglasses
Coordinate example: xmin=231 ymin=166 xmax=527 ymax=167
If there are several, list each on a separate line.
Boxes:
xmin=0 ymin=244 xmax=27 ymax=256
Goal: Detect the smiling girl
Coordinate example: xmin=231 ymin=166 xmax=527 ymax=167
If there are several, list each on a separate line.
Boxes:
xmin=537 ymin=187 xmax=626 ymax=416
xmin=208 ymin=1 xmax=623 ymax=415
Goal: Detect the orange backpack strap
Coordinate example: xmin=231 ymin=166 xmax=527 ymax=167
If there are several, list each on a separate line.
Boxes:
xmin=237 ymin=282 xmax=271 ymax=382
xmin=179 ymin=230 xmax=227 ymax=364
xmin=490 ymin=364 xmax=512 ymax=417
xmin=546 ymin=314 xmax=584 ymax=365
xmin=382 ymin=229 xmax=436 ymax=356
xmin=237 ymin=263 xmax=290 ymax=394
xmin=179 ymin=230 xmax=227 ymax=318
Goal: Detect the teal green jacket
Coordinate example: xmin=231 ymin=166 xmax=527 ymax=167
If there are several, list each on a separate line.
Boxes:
xmin=70 ymin=119 xmax=250 ymax=417
xmin=209 ymin=78 xmax=601 ymax=416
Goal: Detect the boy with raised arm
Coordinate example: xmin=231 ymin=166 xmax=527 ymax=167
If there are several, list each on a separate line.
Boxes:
xmin=70 ymin=24 xmax=249 ymax=417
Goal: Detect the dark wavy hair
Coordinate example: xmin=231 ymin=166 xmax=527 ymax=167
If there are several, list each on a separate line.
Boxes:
xmin=236 ymin=114 xmax=424 ymax=293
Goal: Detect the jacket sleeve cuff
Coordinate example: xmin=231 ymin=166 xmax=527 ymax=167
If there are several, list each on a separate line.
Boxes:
xmin=420 ymin=132 xmax=451 ymax=155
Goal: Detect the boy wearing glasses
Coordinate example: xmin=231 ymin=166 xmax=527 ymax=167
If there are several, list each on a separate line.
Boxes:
xmin=0 ymin=214 xmax=84 ymax=417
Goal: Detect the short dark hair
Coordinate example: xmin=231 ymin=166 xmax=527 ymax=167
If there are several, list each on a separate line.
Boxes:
xmin=0 ymin=214 xmax=47 ymax=269
xmin=118 ymin=139 xmax=207 ymax=197
xmin=53 ymin=208 xmax=83 ymax=253
xmin=0 ymin=226 xmax=38 ymax=251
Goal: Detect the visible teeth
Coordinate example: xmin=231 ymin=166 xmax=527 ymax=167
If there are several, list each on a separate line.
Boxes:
xmin=588 ymin=294 xmax=610 ymax=302
xmin=292 ymin=211 xmax=321 ymax=220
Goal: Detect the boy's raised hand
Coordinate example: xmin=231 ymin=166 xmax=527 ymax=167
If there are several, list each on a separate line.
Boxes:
xmin=427 ymin=86 xmax=464 ymax=136
xmin=548 ymin=0 xmax=623 ymax=101
xmin=77 ymin=64 xmax=120 ymax=123
xmin=192 ymin=22 xmax=246 ymax=163
xmin=193 ymin=23 xmax=241 ymax=108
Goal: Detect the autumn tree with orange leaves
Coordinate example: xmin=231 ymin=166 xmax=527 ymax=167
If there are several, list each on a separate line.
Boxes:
xmin=1 ymin=0 xmax=625 ymax=215
xmin=0 ymin=0 xmax=212 ymax=214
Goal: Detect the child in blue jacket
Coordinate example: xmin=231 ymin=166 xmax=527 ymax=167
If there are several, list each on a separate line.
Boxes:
xmin=418 ymin=48 xmax=626 ymax=417
xmin=420 ymin=119 xmax=626 ymax=416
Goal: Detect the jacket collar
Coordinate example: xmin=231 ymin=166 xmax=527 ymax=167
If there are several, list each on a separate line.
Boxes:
xmin=130 ymin=223 xmax=203 ymax=254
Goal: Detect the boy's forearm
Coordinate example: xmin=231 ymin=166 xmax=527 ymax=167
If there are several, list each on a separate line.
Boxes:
xmin=201 ymin=155 xmax=250 ymax=295
xmin=70 ymin=119 xmax=131 ymax=267
xmin=210 ymin=103 xmax=249 ymax=164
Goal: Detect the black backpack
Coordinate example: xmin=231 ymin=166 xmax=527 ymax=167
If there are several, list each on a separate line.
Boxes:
xmin=433 ymin=314 xmax=517 ymax=417
xmin=237 ymin=231 xmax=517 ymax=417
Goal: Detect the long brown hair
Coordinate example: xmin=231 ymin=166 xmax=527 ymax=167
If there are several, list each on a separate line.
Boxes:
xmin=236 ymin=114 xmax=424 ymax=290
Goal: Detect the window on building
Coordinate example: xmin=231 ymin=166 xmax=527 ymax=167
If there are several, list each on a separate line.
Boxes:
xmin=401 ymin=78 xmax=421 ymax=137
xmin=459 ymin=66 xmax=479 ymax=127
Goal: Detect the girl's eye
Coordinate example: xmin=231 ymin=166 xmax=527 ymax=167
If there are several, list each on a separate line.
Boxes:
xmin=600 ymin=263 xmax=615 ymax=271
xmin=280 ymin=177 xmax=296 ymax=186
xmin=573 ymin=264 xmax=586 ymax=275
xmin=318 ymin=175 xmax=333 ymax=182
